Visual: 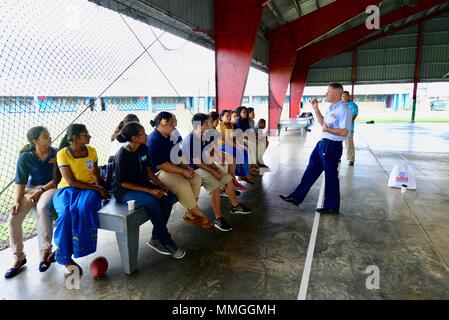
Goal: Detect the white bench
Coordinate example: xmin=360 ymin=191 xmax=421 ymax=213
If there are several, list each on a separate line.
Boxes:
xmin=277 ymin=117 xmax=313 ymax=136
xmin=98 ymin=197 xmax=149 ymax=274
xmin=34 ymin=196 xmax=148 ymax=274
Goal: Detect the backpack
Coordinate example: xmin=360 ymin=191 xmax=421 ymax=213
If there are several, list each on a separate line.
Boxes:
xmin=99 ymin=162 xmax=114 ymax=192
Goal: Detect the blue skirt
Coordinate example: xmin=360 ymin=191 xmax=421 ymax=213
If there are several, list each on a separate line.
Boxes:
xmin=220 ymin=145 xmax=250 ymax=176
xmin=53 ymin=187 xmax=102 ymax=264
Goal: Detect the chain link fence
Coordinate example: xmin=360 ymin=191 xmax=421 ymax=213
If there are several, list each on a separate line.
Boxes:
xmin=0 ymin=0 xmax=210 ymax=250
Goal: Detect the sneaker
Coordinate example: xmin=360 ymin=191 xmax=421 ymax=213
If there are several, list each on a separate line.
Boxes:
xmin=166 ymin=245 xmax=186 ymax=259
xmin=170 ymin=248 xmax=186 ymax=259
xmin=146 ymin=239 xmax=171 ymax=256
xmin=231 ymin=204 xmax=252 ymax=214
xmin=214 ymin=217 xmax=233 ymax=232
xmin=234 ymin=182 xmax=247 ymax=192
xmin=220 ymin=188 xmax=241 ymax=197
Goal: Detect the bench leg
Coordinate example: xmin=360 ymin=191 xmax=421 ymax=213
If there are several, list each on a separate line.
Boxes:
xmin=116 ymin=228 xmax=140 ymax=274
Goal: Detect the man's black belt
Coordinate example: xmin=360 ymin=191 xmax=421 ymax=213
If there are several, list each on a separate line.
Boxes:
xmin=321 ymin=138 xmax=342 ymax=143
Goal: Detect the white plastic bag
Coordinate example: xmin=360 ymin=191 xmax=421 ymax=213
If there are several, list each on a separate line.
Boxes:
xmin=388 ymin=163 xmax=416 ymax=190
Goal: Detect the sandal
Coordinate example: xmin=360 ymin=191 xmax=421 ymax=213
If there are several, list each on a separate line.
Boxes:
xmin=39 ymin=251 xmax=56 ymax=273
xmin=183 ymin=212 xmax=203 ymax=225
xmin=233 ymin=180 xmax=248 ymax=191
xmin=4 ymin=258 xmax=27 ymax=279
xmin=183 ymin=213 xmax=213 ymax=230
xmin=201 ymin=221 xmax=214 ymax=231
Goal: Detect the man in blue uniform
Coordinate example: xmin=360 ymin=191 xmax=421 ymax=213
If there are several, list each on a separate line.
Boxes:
xmin=279 ymin=83 xmax=352 ymax=214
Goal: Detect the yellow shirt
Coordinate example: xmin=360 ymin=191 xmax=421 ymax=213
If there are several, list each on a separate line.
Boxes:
xmin=57 ymin=145 xmax=98 ymax=189
xmin=216 ymin=123 xmax=235 ymax=147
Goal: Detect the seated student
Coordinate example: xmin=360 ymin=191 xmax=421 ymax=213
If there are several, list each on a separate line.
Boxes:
xmin=247 ymin=107 xmax=256 ymax=129
xmin=112 ymin=122 xmax=185 ymax=259
xmin=238 ymin=106 xmax=258 ymax=175
xmin=208 ymin=111 xmax=240 ymax=197
xmin=5 ymin=127 xmax=58 ymax=279
xmin=231 ymin=107 xmax=255 ymax=184
xmin=171 ymin=113 xmax=183 ymax=144
xmin=53 ymin=124 xmax=109 ymax=274
xmin=147 ymin=112 xmax=213 ymax=230
xmin=109 ymin=114 xmax=140 ymax=162
xmin=255 ymin=119 xmax=270 ymax=170
xmin=216 ymin=110 xmax=247 ymax=192
xmin=230 ymin=110 xmax=238 ymax=125
xmin=182 ymin=114 xmax=252 ymax=232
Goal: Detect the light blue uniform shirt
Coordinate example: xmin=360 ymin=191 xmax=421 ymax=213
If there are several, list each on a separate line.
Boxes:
xmin=346 ymin=100 xmax=359 ymax=133
xmin=321 ymin=101 xmax=352 ymax=142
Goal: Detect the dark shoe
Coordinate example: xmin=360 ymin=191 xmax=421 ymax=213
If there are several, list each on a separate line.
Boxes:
xmin=349 ymin=161 xmax=354 ymax=166
xmin=214 ymin=217 xmax=233 ymax=232
xmin=146 ymin=239 xmax=171 ymax=256
xmin=39 ymin=251 xmax=56 ymax=272
xmin=279 ymin=195 xmax=300 ymax=206
xmin=220 ymin=188 xmax=241 ymax=198
xmin=258 ymin=163 xmax=269 ymax=168
xmin=316 ymin=207 xmax=339 ymax=215
xmin=165 ymin=243 xmax=186 ymax=259
xmin=231 ymin=204 xmax=252 ymax=215
xmin=4 ymin=259 xmax=27 ymax=279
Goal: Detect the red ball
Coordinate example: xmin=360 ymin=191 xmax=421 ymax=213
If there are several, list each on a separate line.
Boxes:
xmin=90 ymin=256 xmax=108 ymax=278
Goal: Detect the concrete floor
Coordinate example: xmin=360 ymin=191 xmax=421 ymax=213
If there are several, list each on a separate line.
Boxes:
xmin=1 ymin=122 xmax=449 ymax=300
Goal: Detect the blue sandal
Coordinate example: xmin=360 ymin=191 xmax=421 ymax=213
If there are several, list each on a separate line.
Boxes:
xmin=39 ymin=251 xmax=56 ymax=272
xmin=4 ymin=258 xmax=27 ymax=279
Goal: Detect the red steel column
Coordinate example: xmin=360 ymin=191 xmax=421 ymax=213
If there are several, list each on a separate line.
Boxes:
xmin=412 ymin=22 xmax=424 ymax=123
xmin=289 ymin=57 xmax=310 ymax=118
xmin=351 ymin=49 xmax=357 ymax=99
xmin=267 ymin=28 xmax=296 ymax=134
xmin=214 ymin=0 xmax=264 ymax=113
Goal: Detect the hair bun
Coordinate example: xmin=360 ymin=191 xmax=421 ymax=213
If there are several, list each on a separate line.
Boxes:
xmin=116 ymin=133 xmax=127 ymax=143
xmin=150 ymin=120 xmax=156 ymax=128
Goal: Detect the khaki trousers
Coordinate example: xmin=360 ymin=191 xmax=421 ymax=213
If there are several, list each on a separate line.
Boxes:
xmin=157 ymin=171 xmax=202 ymax=211
xmin=8 ymin=186 xmax=56 ymax=260
xmin=345 ymin=133 xmax=355 ymax=161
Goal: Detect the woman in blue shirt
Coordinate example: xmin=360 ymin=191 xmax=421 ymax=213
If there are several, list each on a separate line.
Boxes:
xmin=5 ymin=126 xmax=58 ymax=279
xmin=147 ymin=112 xmax=213 ymax=230
xmin=113 ymin=122 xmax=185 ymax=258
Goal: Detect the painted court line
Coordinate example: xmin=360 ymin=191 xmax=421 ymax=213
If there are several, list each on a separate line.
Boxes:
xmin=297 ymin=176 xmax=325 ymax=300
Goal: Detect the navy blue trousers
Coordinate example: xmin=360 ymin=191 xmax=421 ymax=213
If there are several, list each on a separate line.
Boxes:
xmin=289 ymin=140 xmax=343 ymax=212
xmin=119 ymin=190 xmax=178 ymax=250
